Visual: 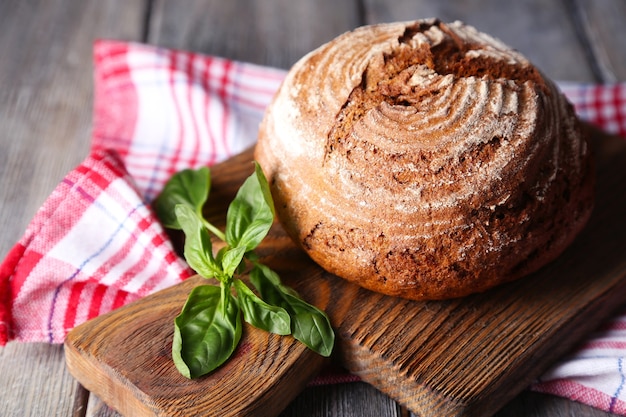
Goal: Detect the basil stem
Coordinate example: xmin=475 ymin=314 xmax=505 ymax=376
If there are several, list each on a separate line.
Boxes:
xmin=175 ymin=205 xmax=223 ymax=281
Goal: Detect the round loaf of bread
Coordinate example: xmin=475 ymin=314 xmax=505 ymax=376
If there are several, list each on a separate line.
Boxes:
xmin=255 ymin=19 xmax=594 ymax=300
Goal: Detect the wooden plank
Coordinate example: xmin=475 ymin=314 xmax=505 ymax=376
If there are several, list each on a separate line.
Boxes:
xmin=84 ymin=382 xmax=625 ymax=417
xmin=84 ymin=382 xmax=404 ymax=417
xmin=573 ymin=0 xmax=626 ymax=82
xmin=0 ymin=0 xmax=146 ymax=416
xmin=0 ymin=343 xmax=86 ymax=417
xmin=66 ymin=126 xmax=626 ymax=416
xmin=148 ymin=0 xmax=363 ymax=69
xmin=361 ymin=0 xmax=597 ymax=82
xmin=280 ymin=382 xmax=402 ymax=417
xmin=0 ymin=0 xmax=146 ymax=265
xmin=87 ymin=398 xmax=119 ymax=417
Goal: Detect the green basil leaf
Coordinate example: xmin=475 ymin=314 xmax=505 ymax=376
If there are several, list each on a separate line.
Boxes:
xmin=283 ymin=294 xmax=334 ymax=357
xmin=221 ymin=246 xmax=247 ymax=278
xmin=225 ymin=163 xmax=275 ymax=251
xmin=250 ymin=264 xmax=335 ymax=357
xmin=249 ymin=262 xmax=299 ymax=299
xmin=253 ymin=162 xmax=275 ymax=217
xmin=153 ymin=167 xmax=210 ymax=229
xmin=234 ymin=279 xmax=291 ymax=335
xmin=172 ymin=284 xmax=242 ymax=378
xmin=175 ymin=204 xmax=222 ymax=279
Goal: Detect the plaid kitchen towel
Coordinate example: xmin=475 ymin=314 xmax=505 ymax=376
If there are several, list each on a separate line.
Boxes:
xmin=0 ymin=149 xmax=195 ymax=345
xmin=91 ymin=40 xmax=286 ymax=201
xmin=1 ymin=39 xmax=626 ymax=413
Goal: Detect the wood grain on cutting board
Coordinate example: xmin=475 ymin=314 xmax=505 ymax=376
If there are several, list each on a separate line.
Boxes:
xmin=65 ymin=127 xmax=626 ymax=417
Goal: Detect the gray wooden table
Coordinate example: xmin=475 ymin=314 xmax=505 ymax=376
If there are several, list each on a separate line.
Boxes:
xmin=1 ymin=1 xmax=625 ymax=416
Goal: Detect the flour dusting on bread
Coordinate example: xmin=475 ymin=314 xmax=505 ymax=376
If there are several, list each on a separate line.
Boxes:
xmin=255 ymin=19 xmax=594 ymax=300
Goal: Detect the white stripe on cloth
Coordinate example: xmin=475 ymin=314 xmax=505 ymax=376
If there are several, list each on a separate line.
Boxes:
xmin=98 ymin=41 xmax=286 ymax=201
xmin=2 ymin=150 xmax=193 ymax=345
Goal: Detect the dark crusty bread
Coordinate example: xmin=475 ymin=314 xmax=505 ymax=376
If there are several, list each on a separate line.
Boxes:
xmin=255 ymin=19 xmax=595 ymax=300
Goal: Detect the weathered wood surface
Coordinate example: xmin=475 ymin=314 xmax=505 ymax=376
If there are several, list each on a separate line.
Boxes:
xmin=1 ymin=0 xmax=625 ymax=416
xmin=0 ymin=1 xmax=145 ymax=417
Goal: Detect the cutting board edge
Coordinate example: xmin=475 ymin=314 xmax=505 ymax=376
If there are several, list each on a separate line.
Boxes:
xmin=63 ymin=275 xmax=330 ymax=417
xmin=64 ymin=336 xmax=157 ymax=417
xmin=335 ymin=257 xmax=626 ymax=417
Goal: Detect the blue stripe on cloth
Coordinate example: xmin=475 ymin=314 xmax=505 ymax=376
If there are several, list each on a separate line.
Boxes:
xmin=610 ymin=356 xmax=626 ymax=412
xmin=46 ymin=185 xmax=145 ymax=342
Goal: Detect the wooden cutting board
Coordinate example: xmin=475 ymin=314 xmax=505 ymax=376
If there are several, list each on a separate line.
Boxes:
xmin=65 ymin=127 xmax=626 ymax=417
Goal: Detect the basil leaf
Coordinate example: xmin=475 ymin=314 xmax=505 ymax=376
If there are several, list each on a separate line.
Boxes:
xmin=221 ymin=246 xmax=247 ymax=278
xmin=283 ymin=294 xmax=335 ymax=357
xmin=172 ymin=284 xmax=242 ymax=378
xmin=253 ymin=162 xmax=275 ymax=217
xmin=153 ymin=167 xmax=210 ymax=229
xmin=175 ymin=204 xmax=221 ymax=279
xmin=250 ymin=264 xmax=335 ymax=357
xmin=234 ymin=279 xmax=291 ymax=335
xmin=249 ymin=263 xmax=298 ymax=300
xmin=225 ymin=163 xmax=275 ymax=251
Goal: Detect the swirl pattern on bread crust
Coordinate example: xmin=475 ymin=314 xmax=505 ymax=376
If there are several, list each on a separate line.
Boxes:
xmin=255 ymin=19 xmax=594 ymax=300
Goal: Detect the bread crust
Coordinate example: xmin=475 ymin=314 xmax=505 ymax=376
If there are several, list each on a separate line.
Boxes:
xmin=255 ymin=19 xmax=595 ymax=300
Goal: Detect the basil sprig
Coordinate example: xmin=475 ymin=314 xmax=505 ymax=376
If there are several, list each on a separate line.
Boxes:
xmin=153 ymin=163 xmax=335 ymax=379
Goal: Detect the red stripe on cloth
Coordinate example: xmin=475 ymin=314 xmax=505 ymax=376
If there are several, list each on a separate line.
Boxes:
xmin=186 ymin=53 xmax=201 ymax=168
xmin=89 ymin=233 xmax=146 ymax=294
xmin=111 ymin=289 xmax=131 ymax=310
xmin=219 ymin=59 xmax=233 ymax=157
xmin=238 ymin=64 xmax=286 ymax=82
xmin=230 ymin=93 xmax=277 ymax=112
xmin=583 ymin=340 xmax=626 ymax=350
xmin=100 ymin=151 xmax=129 ymax=178
xmin=64 ymin=152 xmax=129 ymax=210
xmin=164 ymin=250 xmax=179 ymax=264
xmin=130 ymin=221 xmax=194 ymax=296
xmin=611 ymin=84 xmax=626 ymax=137
xmin=203 ymin=58 xmax=218 ymax=165
xmin=592 ymin=87 xmax=609 ymax=131
xmin=82 ymin=166 xmax=113 ymax=194
xmin=116 ymin=155 xmax=213 ymax=173
xmin=168 ymin=49 xmax=186 ymax=178
xmin=308 ymin=365 xmax=361 ymax=386
xmin=10 ymin=250 xmax=45 ymax=302
xmin=600 ymin=320 xmax=626 ymax=331
xmin=63 ymin=281 xmax=87 ymax=331
xmin=584 ymin=85 xmax=626 ymax=138
xmin=150 ymin=233 xmax=165 ymax=251
xmin=92 ymin=40 xmax=138 ymax=158
xmin=137 ymin=216 xmax=151 ymax=232
xmin=79 ymin=214 xmax=157 ymax=297
xmin=532 ymin=379 xmax=626 ymax=414
xmin=87 ymin=283 xmax=108 ymax=320
xmin=0 ymin=243 xmax=28 ymax=345
xmin=134 ymin=269 xmax=175 ymax=297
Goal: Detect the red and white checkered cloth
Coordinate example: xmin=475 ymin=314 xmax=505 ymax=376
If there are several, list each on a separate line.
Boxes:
xmin=1 ymin=39 xmax=626 ymax=413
